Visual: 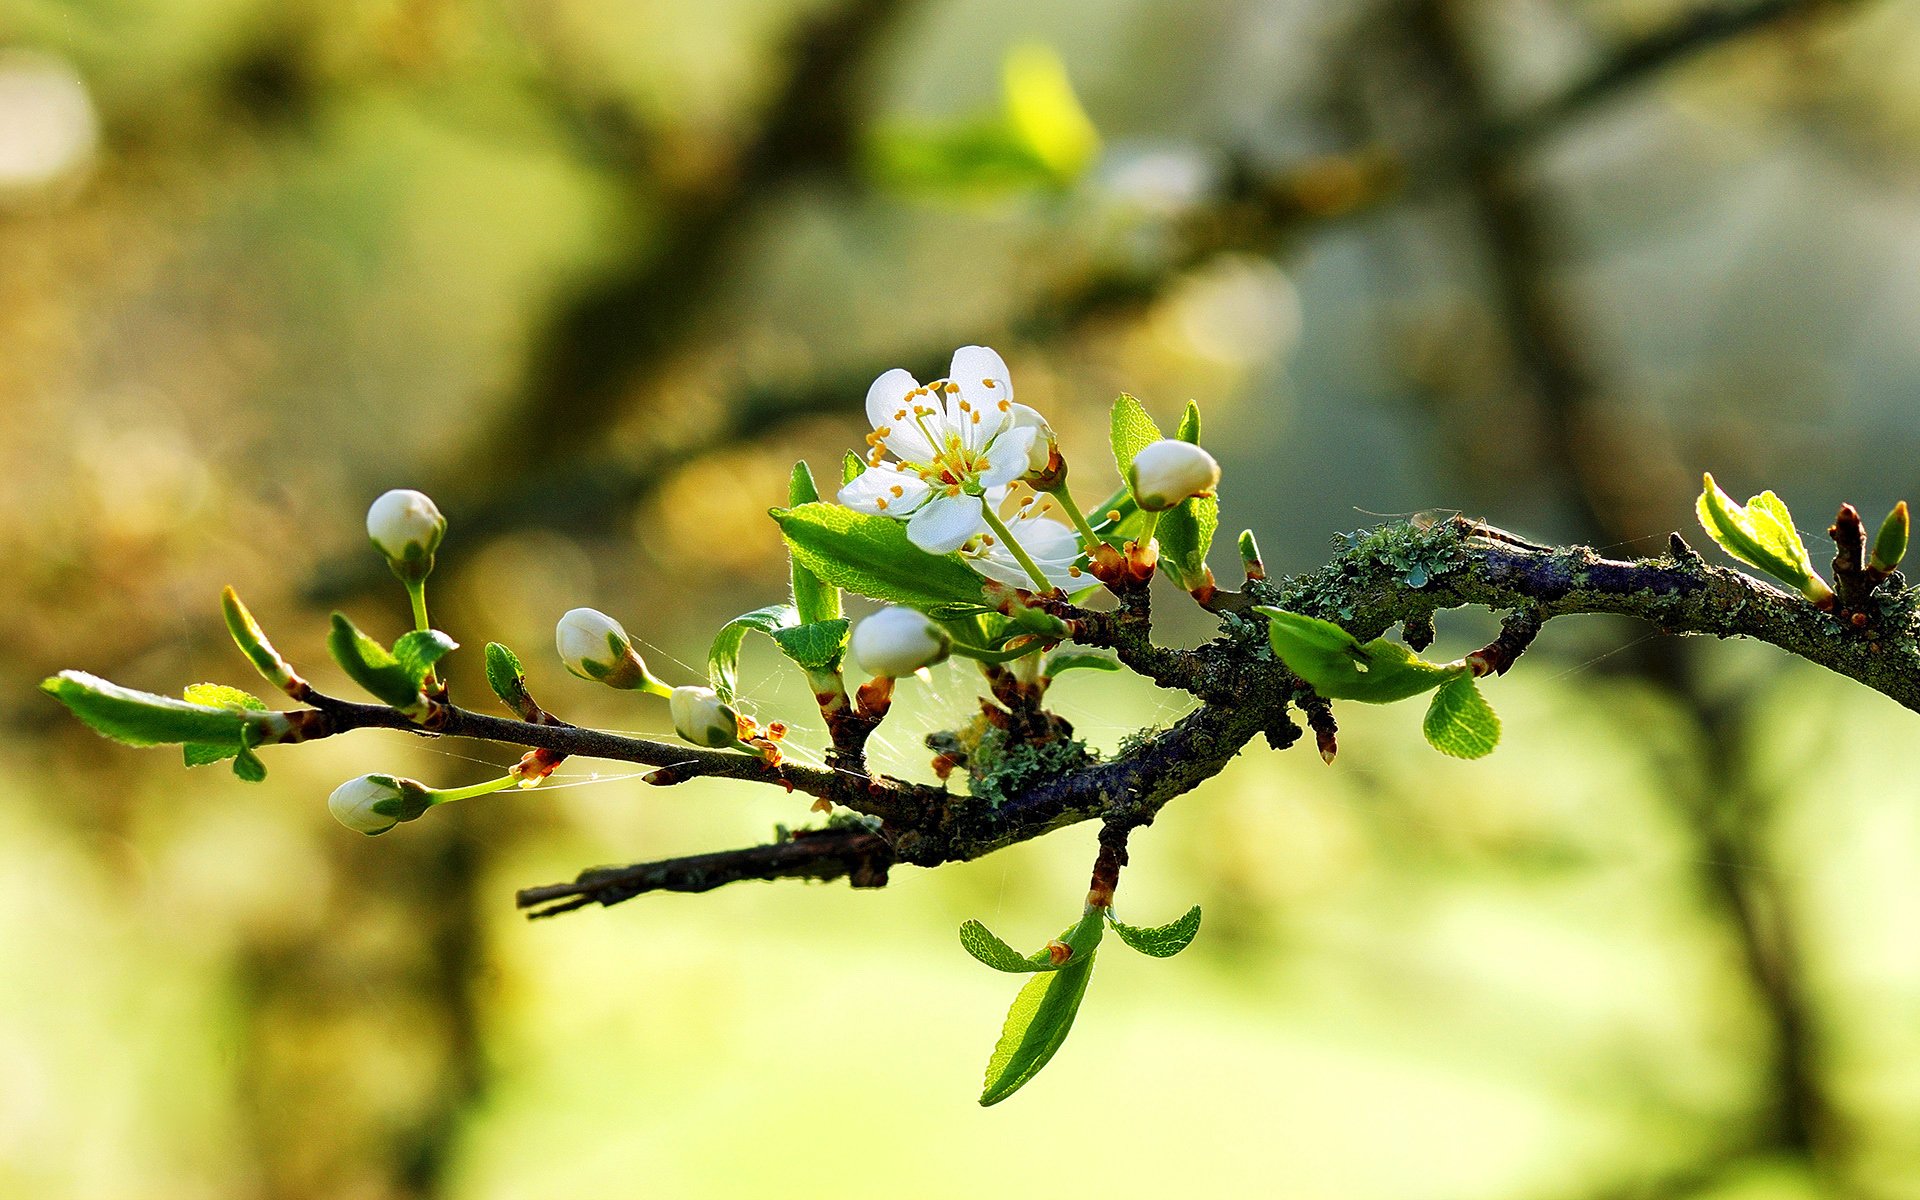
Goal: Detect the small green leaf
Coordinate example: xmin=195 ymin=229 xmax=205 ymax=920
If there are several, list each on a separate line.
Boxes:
xmin=326 ymin=614 xmax=425 ymax=711
xmin=42 ymin=671 xmax=255 ymax=749
xmin=1107 ymin=904 xmax=1202 ymax=958
xmin=1423 ymin=674 xmax=1501 ymax=759
xmin=393 ymin=629 xmax=457 ymax=689
xmin=959 ymin=919 xmax=1066 ymax=973
xmin=842 ymin=452 xmax=865 ymax=485
xmin=708 ymin=604 xmax=798 ymax=705
xmin=1695 ymin=474 xmax=1832 ymax=603
xmin=484 ymin=642 xmax=527 ymax=712
xmin=230 ymin=742 xmax=268 ymax=782
xmin=788 ymin=462 xmax=843 ymax=626
xmin=221 ymin=587 xmax=297 ymax=690
xmin=1041 ymin=650 xmax=1120 ymax=676
xmin=1109 ymin=394 xmax=1162 ymax=481
xmin=772 ymin=503 xmax=989 ymax=610
xmin=979 ymin=909 xmax=1104 ymax=1107
xmin=1255 ymin=608 xmax=1455 ymax=703
xmin=182 ymin=683 xmax=268 ymax=768
xmin=1873 ymin=502 xmax=1909 ymax=573
xmin=769 ymin=619 xmax=851 ymax=675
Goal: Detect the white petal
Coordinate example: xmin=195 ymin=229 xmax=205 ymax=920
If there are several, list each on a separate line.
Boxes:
xmin=968 ymin=553 xmax=1036 ymax=588
xmin=951 ymin=345 xmax=1015 ymax=450
xmin=1010 ymin=514 xmax=1080 ymax=560
xmin=838 ymin=464 xmax=931 ymax=516
xmin=906 ymin=491 xmax=985 ymax=554
xmin=977 ymin=426 xmax=1037 ymax=488
xmin=865 ymin=368 xmax=938 ymax=462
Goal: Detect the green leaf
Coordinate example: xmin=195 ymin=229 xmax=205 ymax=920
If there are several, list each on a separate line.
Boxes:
xmin=1873 ymin=502 xmax=1909 ymax=573
xmin=1109 ymin=394 xmax=1162 ymax=481
xmin=842 ymin=452 xmax=865 ymax=485
xmin=1174 ymin=399 xmax=1201 ymax=443
xmin=1041 ymin=650 xmax=1120 ymax=676
xmin=326 ymin=614 xmax=425 ymax=710
xmin=769 ymin=619 xmax=851 ymax=675
xmin=788 ymin=462 xmax=844 ymax=626
xmin=772 ymin=503 xmax=989 ymax=610
xmin=230 ymin=742 xmax=268 ymax=782
xmin=484 ymin=642 xmax=527 ymax=712
xmin=708 ymin=604 xmax=798 ymax=705
xmin=979 ymin=909 xmax=1104 ymax=1106
xmin=221 ymin=587 xmax=296 ymax=690
xmin=959 ymin=919 xmax=1067 ymax=974
xmin=182 ymin=683 xmax=268 ymax=768
xmin=1255 ymin=607 xmax=1456 ymax=703
xmin=1002 ymin=43 xmax=1100 ymax=182
xmin=1423 ymin=674 xmax=1501 ymax=759
xmin=42 ymin=671 xmax=255 ymax=749
xmin=1107 ymin=904 xmax=1202 ymax=957
xmin=393 ymin=629 xmax=457 ymax=689
xmin=1695 ymin=474 xmax=1831 ymax=602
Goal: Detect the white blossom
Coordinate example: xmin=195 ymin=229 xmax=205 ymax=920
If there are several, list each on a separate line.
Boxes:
xmin=963 ymin=491 xmax=1086 ymax=590
xmin=365 ymin=489 xmax=446 ymax=577
xmin=837 ymin=346 xmax=1053 ymax=553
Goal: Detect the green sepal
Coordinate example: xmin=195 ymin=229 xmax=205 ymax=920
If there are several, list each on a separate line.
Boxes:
xmin=1872 ymin=502 xmax=1909 ymax=574
xmin=1041 ymin=650 xmax=1120 ymax=676
xmin=484 ymin=642 xmax=528 ymax=712
xmin=772 ymin=503 xmax=989 ymax=610
xmin=1157 ymin=400 xmax=1218 ymax=589
xmin=326 ymin=614 xmax=426 ymax=711
xmin=393 ymin=630 xmax=457 ymax=689
xmin=1255 ymin=607 xmax=1456 ymax=703
xmin=1109 ymin=393 xmax=1162 ymax=481
xmin=182 ymin=683 xmax=268 ymax=768
xmin=979 ymin=908 xmax=1105 ymax=1106
xmin=1106 ymin=904 xmax=1202 ymax=957
xmin=770 ymin=619 xmax=851 ymax=674
xmin=787 ymin=461 xmax=844 ymax=626
xmin=1423 ymin=674 xmax=1501 ymax=759
xmin=708 ymin=604 xmax=798 ymax=705
xmin=959 ymin=919 xmax=1069 ymax=973
xmin=42 ymin=671 xmax=256 ymax=749
xmin=1695 ymin=474 xmax=1832 ymax=603
xmin=221 ymin=587 xmax=297 ymax=690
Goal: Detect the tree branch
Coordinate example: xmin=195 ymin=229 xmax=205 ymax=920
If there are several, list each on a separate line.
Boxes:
xmin=284 ymin=515 xmax=1914 ymax=913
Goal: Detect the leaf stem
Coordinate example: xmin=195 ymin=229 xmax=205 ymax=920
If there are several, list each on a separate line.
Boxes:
xmin=428 ymin=773 xmax=525 ymax=806
xmin=407 ymin=579 xmax=441 ymax=691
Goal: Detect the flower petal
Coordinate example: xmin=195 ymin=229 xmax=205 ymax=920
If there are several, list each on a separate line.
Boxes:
xmin=951 ymin=345 xmax=1015 ymax=449
xmin=977 ymin=426 xmax=1037 ymax=488
xmin=865 ymin=368 xmax=938 ymax=462
xmin=838 ymin=463 xmax=931 ymax=517
xmin=905 ymin=491 xmax=985 ymax=554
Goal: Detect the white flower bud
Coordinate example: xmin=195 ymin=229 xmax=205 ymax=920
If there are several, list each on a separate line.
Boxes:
xmin=366 ymin=489 xmax=446 ymax=581
xmin=670 ymin=685 xmax=740 ymax=748
xmin=1127 ymin=440 xmax=1220 ymax=511
xmin=328 ymin=773 xmax=428 ymax=835
xmin=1010 ymin=404 xmax=1055 ymax=476
xmin=851 ymin=606 xmax=951 ymax=677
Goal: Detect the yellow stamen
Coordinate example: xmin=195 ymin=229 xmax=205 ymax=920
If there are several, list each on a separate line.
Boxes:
xmin=876 ymin=497 xmax=888 ymax=510
xmin=982 ymin=378 xmax=997 ymax=388
xmin=889 ymin=485 xmax=903 ymax=497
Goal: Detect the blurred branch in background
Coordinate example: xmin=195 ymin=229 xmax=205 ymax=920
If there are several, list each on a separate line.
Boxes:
xmin=1360 ymin=0 xmax=1860 ymax=1189
xmin=310 ymin=0 xmax=1850 ymax=602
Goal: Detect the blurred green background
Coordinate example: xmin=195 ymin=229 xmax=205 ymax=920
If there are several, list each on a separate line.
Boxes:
xmin=5 ymin=0 xmax=1920 ymax=1196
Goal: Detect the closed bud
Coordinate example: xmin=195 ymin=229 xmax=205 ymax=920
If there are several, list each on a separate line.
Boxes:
xmin=328 ymin=773 xmax=430 ymax=835
xmin=851 ymin=606 xmax=951 ymax=677
xmin=555 ymin=608 xmax=669 ymax=694
xmin=670 ymin=685 xmax=741 ymax=748
xmin=1010 ymin=404 xmax=1056 ymax=477
xmin=366 ymin=489 xmax=446 ymax=582
xmin=1127 ymin=440 xmax=1220 ymax=511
